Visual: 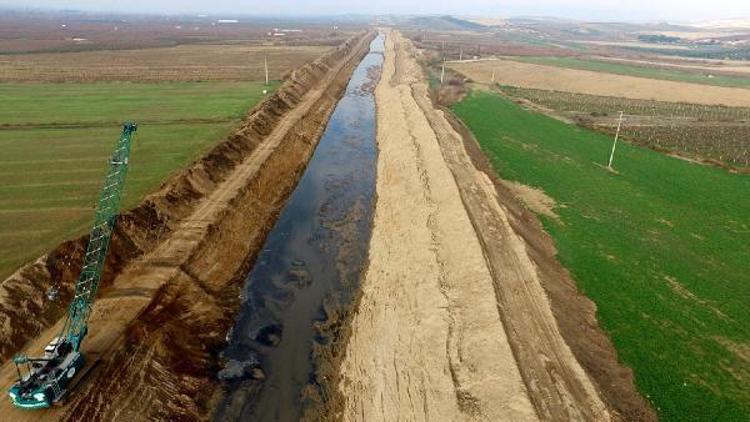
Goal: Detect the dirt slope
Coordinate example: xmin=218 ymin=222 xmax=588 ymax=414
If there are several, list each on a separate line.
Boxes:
xmin=451 ymin=58 xmax=750 ymax=107
xmin=339 ymin=31 xmax=621 ymax=421
xmin=339 ymin=30 xmax=537 ymax=421
xmin=0 ymin=31 xmax=374 ymax=421
xmin=447 ymin=117 xmax=657 ymax=421
xmin=431 ymin=42 xmax=654 ymax=420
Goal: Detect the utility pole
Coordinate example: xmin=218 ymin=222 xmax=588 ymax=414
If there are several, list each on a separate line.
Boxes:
xmin=440 ymin=59 xmax=445 ymax=85
xmin=608 ymin=111 xmax=624 ymax=169
xmin=459 ymin=46 xmax=463 ymax=62
xmin=264 ymin=52 xmax=269 ymax=86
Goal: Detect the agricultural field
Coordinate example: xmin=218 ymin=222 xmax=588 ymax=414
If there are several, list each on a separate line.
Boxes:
xmin=0 ymin=44 xmax=329 ymax=82
xmin=0 ymin=80 xmax=277 ymax=281
xmin=628 ymin=44 xmax=750 ymax=60
xmin=501 ymin=86 xmax=750 ymax=167
xmin=0 ymin=10 xmax=338 ymax=83
xmin=598 ymin=56 xmax=750 ymax=76
xmin=453 ymin=90 xmax=750 ymax=421
xmin=403 ymin=25 xmax=579 ymax=60
xmin=449 ymin=58 xmax=750 ymax=107
xmin=0 ymin=11 xmax=358 ymax=54
xmin=513 ymin=56 xmax=750 ymax=89
xmin=0 ymin=12 xmax=347 ymax=283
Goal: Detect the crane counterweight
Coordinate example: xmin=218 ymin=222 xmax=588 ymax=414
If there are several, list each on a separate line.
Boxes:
xmin=8 ymin=122 xmax=137 ymax=409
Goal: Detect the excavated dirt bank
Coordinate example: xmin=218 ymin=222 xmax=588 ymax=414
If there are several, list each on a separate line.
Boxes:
xmin=335 ymin=30 xmax=654 ymax=422
xmin=0 ymin=31 xmax=374 ymax=421
xmin=411 ymin=42 xmax=656 ymax=421
xmin=339 ymin=30 xmax=539 ymax=421
xmin=435 ymin=60 xmax=656 ymax=421
xmin=446 ymin=116 xmax=656 ymax=422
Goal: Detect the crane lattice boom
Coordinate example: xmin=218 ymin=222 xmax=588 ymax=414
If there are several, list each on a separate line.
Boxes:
xmin=63 ymin=122 xmax=137 ymax=351
xmin=8 ymin=122 xmax=137 ymax=409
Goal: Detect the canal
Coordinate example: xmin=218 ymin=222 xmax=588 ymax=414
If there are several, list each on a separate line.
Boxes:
xmin=216 ymin=33 xmax=385 ymax=421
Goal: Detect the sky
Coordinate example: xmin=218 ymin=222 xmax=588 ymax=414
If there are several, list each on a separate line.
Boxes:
xmin=3 ymin=0 xmax=750 ymax=23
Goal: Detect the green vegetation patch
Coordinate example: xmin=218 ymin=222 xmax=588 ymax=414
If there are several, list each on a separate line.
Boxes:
xmin=514 ymin=56 xmax=750 ymax=89
xmin=627 ymin=45 xmax=750 ymax=61
xmin=453 ymin=90 xmax=750 ymax=421
xmin=0 ymin=81 xmax=277 ymax=280
xmin=0 ymin=81 xmax=279 ymax=126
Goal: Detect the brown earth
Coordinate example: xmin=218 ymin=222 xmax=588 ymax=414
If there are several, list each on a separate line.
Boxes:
xmin=339 ymin=30 xmax=537 ymax=421
xmin=337 ymin=30 xmax=655 ymax=422
xmin=0 ymin=44 xmax=330 ymax=82
xmin=0 ymin=13 xmax=358 ymax=54
xmin=450 ymin=58 xmax=750 ymax=107
xmin=499 ymin=180 xmax=560 ymax=221
xmin=0 ymin=30 xmax=375 ymax=421
xmin=408 ymin=31 xmax=578 ymax=59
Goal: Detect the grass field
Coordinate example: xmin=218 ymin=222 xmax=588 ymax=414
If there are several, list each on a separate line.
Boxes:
xmin=453 ymin=91 xmax=750 ymax=421
xmin=0 ymin=80 xmax=277 ymax=281
xmin=514 ymin=56 xmax=750 ymax=89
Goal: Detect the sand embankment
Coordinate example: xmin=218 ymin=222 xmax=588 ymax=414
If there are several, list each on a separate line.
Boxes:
xmin=338 ymin=30 xmax=651 ymax=422
xmin=340 ymin=30 xmax=538 ymax=421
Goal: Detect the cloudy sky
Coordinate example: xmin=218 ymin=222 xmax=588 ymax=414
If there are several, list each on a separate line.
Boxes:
xmin=4 ymin=0 xmax=750 ymax=22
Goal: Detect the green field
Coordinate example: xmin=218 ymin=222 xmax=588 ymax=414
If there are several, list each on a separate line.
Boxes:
xmin=515 ymin=56 xmax=750 ymax=89
xmin=0 ymin=81 xmax=277 ymax=281
xmin=453 ymin=91 xmax=750 ymax=421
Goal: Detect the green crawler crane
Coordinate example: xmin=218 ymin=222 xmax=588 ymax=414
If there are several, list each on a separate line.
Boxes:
xmin=8 ymin=123 xmax=137 ymax=409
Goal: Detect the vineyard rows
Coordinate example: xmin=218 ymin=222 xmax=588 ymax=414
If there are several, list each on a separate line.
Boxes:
xmin=501 ymin=85 xmax=750 ymax=167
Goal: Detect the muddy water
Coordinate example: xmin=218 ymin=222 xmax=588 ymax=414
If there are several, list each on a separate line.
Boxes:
xmin=215 ymin=34 xmax=384 ymax=421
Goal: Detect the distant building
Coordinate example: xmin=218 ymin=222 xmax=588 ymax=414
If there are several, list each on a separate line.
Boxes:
xmin=217 ymin=19 xmax=239 ymax=24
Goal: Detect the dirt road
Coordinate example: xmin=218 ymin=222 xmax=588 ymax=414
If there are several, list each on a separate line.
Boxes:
xmin=0 ymin=32 xmax=374 ymax=421
xmin=339 ymin=31 xmax=614 ymax=421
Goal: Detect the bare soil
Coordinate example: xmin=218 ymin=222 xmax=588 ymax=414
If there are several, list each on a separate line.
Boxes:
xmin=0 ymin=12 xmax=358 ymax=54
xmin=451 ymin=58 xmax=750 ymax=107
xmin=500 ymin=180 xmax=560 ymax=221
xmin=0 ymin=31 xmax=374 ymax=421
xmin=0 ymin=44 xmax=330 ymax=82
xmin=407 ymin=31 xmax=578 ymax=60
xmin=339 ymin=30 xmax=537 ymax=421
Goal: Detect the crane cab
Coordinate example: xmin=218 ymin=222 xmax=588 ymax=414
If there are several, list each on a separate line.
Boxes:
xmin=8 ymin=337 xmax=85 ymax=409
